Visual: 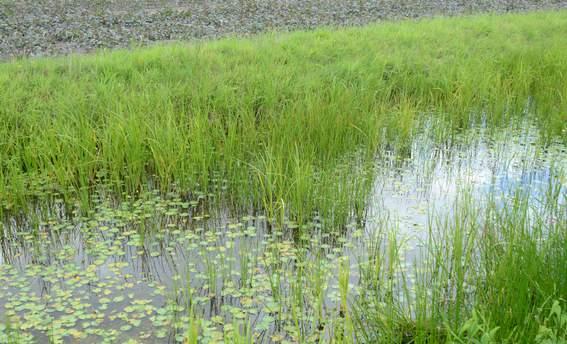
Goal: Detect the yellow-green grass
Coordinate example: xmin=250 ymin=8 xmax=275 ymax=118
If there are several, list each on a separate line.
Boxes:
xmin=1 ymin=10 xmax=566 ymax=221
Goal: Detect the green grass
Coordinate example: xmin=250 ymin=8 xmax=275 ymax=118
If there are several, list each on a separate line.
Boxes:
xmin=353 ymin=184 xmax=567 ymax=343
xmin=1 ymin=11 xmax=567 ymax=221
xmin=1 ymin=13 xmax=566 ymax=341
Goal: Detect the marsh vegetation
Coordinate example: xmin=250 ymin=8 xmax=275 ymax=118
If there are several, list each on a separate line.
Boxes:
xmin=0 ymin=11 xmax=566 ymax=344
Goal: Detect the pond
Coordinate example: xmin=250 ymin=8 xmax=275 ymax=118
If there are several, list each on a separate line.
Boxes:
xmin=1 ymin=124 xmax=565 ymax=343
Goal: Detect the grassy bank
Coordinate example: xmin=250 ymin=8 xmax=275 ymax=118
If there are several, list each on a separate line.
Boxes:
xmin=1 ymin=10 xmax=567 ymax=221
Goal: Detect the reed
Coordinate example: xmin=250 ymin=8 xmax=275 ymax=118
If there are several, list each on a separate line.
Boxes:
xmin=353 ymin=183 xmax=567 ymax=343
xmin=1 ymin=11 xmax=566 ymax=223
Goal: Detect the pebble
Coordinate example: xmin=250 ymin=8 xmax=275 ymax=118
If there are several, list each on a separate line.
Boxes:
xmin=1 ymin=0 xmax=566 ymax=59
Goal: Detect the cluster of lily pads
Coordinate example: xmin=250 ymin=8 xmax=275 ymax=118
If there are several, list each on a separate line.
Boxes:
xmin=1 ymin=186 xmax=373 ymax=343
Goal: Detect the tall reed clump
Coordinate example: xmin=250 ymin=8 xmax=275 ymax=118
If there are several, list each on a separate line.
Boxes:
xmin=352 ymin=177 xmax=567 ymax=343
xmin=470 ymin=188 xmax=567 ymax=343
xmin=1 ymin=11 xmax=566 ymax=223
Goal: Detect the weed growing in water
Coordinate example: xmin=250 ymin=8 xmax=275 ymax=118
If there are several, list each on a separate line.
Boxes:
xmin=1 ymin=11 xmax=567 ymax=223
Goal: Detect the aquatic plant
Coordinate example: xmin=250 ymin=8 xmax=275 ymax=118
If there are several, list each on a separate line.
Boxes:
xmin=1 ymin=11 xmax=566 ymax=223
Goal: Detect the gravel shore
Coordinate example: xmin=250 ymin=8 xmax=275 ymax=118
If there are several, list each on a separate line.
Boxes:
xmin=1 ymin=0 xmax=566 ymax=59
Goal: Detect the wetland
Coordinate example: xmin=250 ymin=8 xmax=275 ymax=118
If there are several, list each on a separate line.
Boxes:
xmin=1 ymin=11 xmax=566 ymax=344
